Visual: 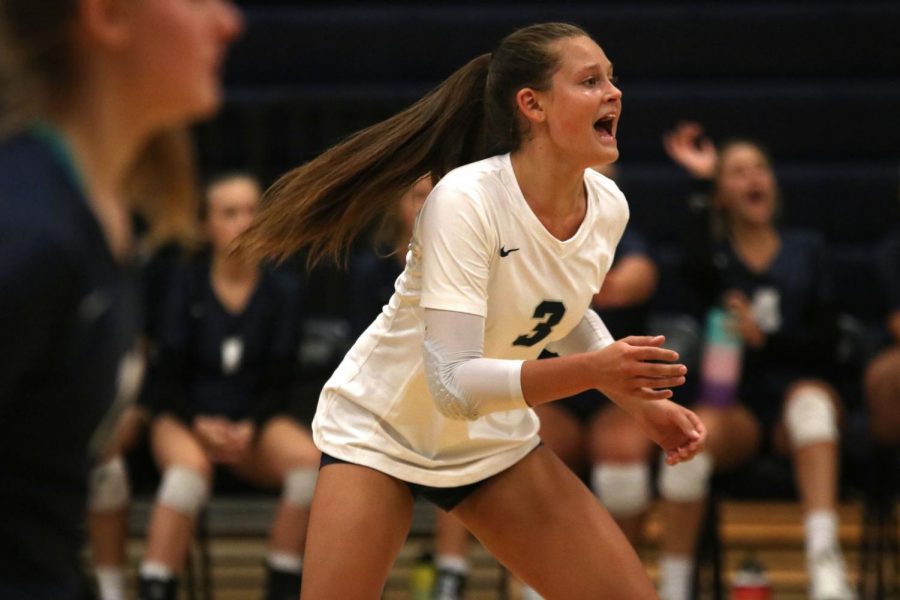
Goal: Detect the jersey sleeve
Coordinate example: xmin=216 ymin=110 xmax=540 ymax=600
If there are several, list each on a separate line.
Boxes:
xmin=544 ymin=309 xmax=614 ymax=355
xmin=418 ymin=183 xmax=496 ymax=317
xmin=422 ymin=308 xmax=526 ymax=420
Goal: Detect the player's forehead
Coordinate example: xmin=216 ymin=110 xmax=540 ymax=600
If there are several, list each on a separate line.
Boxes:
xmin=551 ymin=36 xmax=612 ymax=77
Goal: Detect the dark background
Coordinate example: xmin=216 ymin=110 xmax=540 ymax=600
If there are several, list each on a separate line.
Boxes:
xmin=195 ymin=1 xmax=900 ymax=321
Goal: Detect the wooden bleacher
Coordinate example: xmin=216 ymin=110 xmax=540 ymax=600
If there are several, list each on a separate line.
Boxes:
xmin=96 ymin=498 xmax=881 ymax=599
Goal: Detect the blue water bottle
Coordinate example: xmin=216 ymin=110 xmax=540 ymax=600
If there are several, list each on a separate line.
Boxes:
xmin=698 ymin=307 xmax=742 ymax=407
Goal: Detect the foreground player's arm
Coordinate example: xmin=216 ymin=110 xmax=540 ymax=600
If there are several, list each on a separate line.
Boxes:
xmin=423 ymin=308 xmax=702 ymax=463
xmin=423 ymin=308 xmax=685 ymax=419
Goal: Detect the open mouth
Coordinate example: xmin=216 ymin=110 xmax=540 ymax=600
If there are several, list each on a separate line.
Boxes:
xmin=745 ymin=189 xmax=768 ymax=204
xmin=594 ymin=115 xmax=616 ymax=137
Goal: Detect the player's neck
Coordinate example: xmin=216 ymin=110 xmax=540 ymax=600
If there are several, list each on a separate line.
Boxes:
xmin=730 ymin=222 xmax=780 ymax=272
xmin=729 ymin=220 xmax=777 ymax=248
xmin=45 ymin=107 xmax=142 ymax=262
xmin=509 ymin=147 xmax=585 ymax=219
xmin=212 ymin=253 xmax=259 ymax=283
xmin=48 ymin=86 xmax=152 ymax=205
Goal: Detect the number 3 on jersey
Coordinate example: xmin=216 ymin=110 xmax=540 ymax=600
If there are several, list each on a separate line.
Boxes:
xmin=513 ymin=300 xmax=566 ymax=347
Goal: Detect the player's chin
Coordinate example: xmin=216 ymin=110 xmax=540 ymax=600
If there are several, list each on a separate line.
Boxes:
xmin=593 ymin=145 xmax=619 ymax=165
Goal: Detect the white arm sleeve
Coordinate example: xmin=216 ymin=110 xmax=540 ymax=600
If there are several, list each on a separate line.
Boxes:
xmin=544 ymin=309 xmax=614 ymax=355
xmin=423 ymin=308 xmax=527 ymax=421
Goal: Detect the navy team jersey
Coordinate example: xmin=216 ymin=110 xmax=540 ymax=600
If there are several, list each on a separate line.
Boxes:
xmin=150 ymin=258 xmax=301 ymax=425
xmin=684 ymin=193 xmax=838 ymax=418
xmin=595 ymin=228 xmax=654 ymax=338
xmin=0 ymin=129 xmax=140 ymax=594
xmin=347 ymin=249 xmax=404 ymax=338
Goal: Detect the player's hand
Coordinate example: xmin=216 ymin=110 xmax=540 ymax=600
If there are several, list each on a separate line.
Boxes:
xmin=193 ymin=416 xmax=235 ymax=463
xmin=631 ymin=400 xmax=706 ymax=465
xmin=724 ymin=290 xmax=766 ymax=349
xmin=663 ymin=122 xmax=717 ymax=180
xmin=227 ymin=420 xmax=255 ymax=457
xmin=592 ymin=335 xmax=688 ymax=413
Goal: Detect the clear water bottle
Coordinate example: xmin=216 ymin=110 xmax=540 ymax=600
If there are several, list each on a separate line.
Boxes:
xmin=409 ymin=550 xmax=436 ymax=600
xmin=731 ymin=554 xmax=772 ymax=600
xmin=698 ymin=307 xmax=743 ymax=408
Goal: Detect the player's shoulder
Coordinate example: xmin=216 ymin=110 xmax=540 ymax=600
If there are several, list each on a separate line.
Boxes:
xmin=584 ymin=168 xmax=626 ymax=203
xmin=781 ymin=227 xmax=825 ymax=252
xmin=0 ymin=130 xmax=80 ymax=244
xmin=431 ymin=154 xmax=510 ymax=207
xmin=263 ymin=264 xmax=301 ymax=301
xmin=584 ymin=167 xmax=629 ymax=223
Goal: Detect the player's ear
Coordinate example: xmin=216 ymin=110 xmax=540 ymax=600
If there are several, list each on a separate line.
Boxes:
xmin=77 ymin=0 xmax=136 ymax=47
xmin=515 ymin=88 xmax=546 ymax=124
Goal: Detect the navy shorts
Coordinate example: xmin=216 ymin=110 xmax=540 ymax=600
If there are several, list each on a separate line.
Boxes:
xmin=319 ymin=453 xmax=491 ymax=512
xmin=555 ymin=388 xmax=611 ymax=423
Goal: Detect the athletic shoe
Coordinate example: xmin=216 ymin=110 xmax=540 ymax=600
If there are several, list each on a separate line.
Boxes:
xmin=809 ymin=545 xmax=857 ymax=600
xmin=137 ymin=576 xmax=177 ymax=600
xmin=432 ymin=568 xmax=467 ymax=600
xmin=265 ymin=566 xmax=302 ymax=600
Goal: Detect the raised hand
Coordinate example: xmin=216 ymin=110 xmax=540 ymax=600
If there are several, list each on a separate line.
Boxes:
xmin=663 ymin=122 xmax=717 ymax=179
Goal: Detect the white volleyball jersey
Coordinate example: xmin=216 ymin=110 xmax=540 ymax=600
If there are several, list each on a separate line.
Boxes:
xmin=312 ymin=153 xmax=629 ymax=487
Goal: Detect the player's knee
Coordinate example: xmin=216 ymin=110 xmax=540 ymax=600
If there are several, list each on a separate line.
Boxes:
xmin=591 ymin=462 xmax=651 ymax=518
xmin=157 ymin=465 xmax=210 ymax=517
xmin=282 ymin=468 xmax=318 ymax=508
xmin=784 ymin=386 xmax=838 ymax=449
xmin=865 ymin=349 xmax=900 ymax=393
xmin=658 ymin=451 xmax=713 ymax=503
xmin=88 ymin=456 xmax=130 ymax=513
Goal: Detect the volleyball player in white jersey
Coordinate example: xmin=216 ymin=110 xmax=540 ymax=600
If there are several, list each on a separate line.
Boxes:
xmin=240 ymin=22 xmax=706 ymax=600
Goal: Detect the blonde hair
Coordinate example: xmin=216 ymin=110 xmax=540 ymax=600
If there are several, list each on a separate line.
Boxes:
xmin=0 ymin=0 xmax=199 ymax=249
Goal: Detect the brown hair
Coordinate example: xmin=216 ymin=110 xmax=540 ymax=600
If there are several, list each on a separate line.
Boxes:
xmin=0 ymin=0 xmax=199 ymax=248
xmin=239 ymin=22 xmax=589 ymax=266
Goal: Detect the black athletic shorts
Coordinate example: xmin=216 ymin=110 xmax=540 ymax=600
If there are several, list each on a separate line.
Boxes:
xmin=319 ymin=452 xmax=492 ymax=511
xmin=319 ymin=451 xmax=515 ymax=512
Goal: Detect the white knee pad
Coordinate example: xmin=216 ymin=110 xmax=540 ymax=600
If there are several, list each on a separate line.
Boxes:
xmin=590 ymin=462 xmax=651 ymax=518
xmin=658 ymin=451 xmax=713 ymax=503
xmin=157 ymin=466 xmax=209 ymax=517
xmin=283 ymin=468 xmax=318 ymax=508
xmin=784 ymin=388 xmax=838 ymax=449
xmin=88 ymin=457 xmax=131 ymax=512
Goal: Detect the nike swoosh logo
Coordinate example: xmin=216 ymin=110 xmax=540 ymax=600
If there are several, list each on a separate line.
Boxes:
xmin=499 ymin=246 xmax=520 ymax=257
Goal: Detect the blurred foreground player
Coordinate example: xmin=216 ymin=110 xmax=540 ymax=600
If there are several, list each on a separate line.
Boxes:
xmin=0 ymin=2 xmax=241 ymax=599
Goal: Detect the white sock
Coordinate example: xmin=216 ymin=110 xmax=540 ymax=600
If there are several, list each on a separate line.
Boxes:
xmin=139 ymin=560 xmax=174 ymax=580
xmin=95 ymin=566 xmax=126 ymax=600
xmin=805 ymin=510 xmax=838 ymax=558
xmin=658 ymin=554 xmax=693 ymax=600
xmin=267 ymin=551 xmax=303 ymax=574
xmin=435 ymin=553 xmax=468 ymax=575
